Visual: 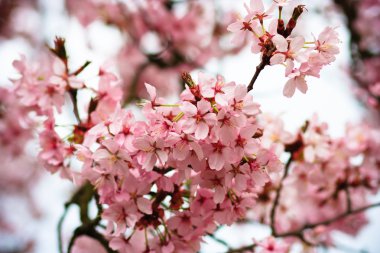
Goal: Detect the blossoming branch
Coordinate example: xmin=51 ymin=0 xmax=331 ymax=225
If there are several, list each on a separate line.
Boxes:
xmin=1 ymin=0 xmax=380 ymax=253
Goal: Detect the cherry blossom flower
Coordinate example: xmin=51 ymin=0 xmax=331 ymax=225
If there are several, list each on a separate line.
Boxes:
xmin=133 ymin=135 xmax=168 ymax=171
xmin=271 ymin=35 xmax=307 ymax=65
xmin=282 ymin=60 xmax=309 ymax=97
xmin=180 ymin=100 xmax=216 ymax=140
xmin=256 ymin=237 xmax=289 ymax=253
xmin=227 ymin=15 xmax=258 ymax=45
xmin=314 ymin=27 xmax=340 ymax=64
xmin=244 ymin=0 xmax=276 ymax=22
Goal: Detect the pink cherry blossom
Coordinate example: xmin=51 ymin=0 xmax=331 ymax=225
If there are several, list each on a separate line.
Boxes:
xmin=227 ymin=15 xmax=258 ymax=45
xmin=271 ymin=35 xmax=307 ymax=65
xmin=256 ymin=237 xmax=289 ymax=253
xmin=133 ymin=135 xmax=168 ymax=171
xmin=180 ymin=100 xmax=216 ymax=140
xmin=314 ymin=27 xmax=340 ymax=64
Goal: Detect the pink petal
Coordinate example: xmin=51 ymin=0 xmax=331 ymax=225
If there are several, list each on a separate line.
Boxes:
xmin=234 ymin=84 xmax=248 ymax=101
xmin=272 ymin=35 xmax=288 ymax=52
xmin=195 ymin=122 xmax=209 ymax=140
xmin=295 ymin=77 xmax=308 ymax=94
xmin=197 ymin=99 xmax=211 ymax=114
xmin=270 ymin=54 xmax=286 ymax=65
xmin=303 ymin=146 xmax=315 ymax=163
xmin=93 ymin=149 xmax=110 ymax=161
xmin=102 ymin=139 xmax=119 ymax=154
xmin=173 ymin=144 xmax=189 ymax=161
xmin=203 ymin=113 xmax=217 ymax=125
xmin=156 ymin=150 xmax=168 ymax=165
xmin=283 ymin=78 xmax=296 ymax=98
xmin=250 ymin=0 xmax=264 ymax=13
xmin=144 ymin=83 xmax=156 ymax=101
xmin=137 ymin=198 xmax=152 ymax=214
xmin=232 ymin=30 xmax=246 ymax=45
xmin=290 ymin=36 xmax=305 ymax=52
xmin=181 ymin=101 xmax=197 ymax=116
xmin=143 ymin=153 xmax=156 ymax=171
xmin=214 ymin=186 xmax=225 ymax=204
xmin=285 ymin=59 xmax=295 ymax=76
xmin=227 ymin=21 xmax=243 ymax=32
xmin=133 ymin=138 xmax=152 ymax=151
xmin=190 ymin=142 xmax=204 ymax=160
xmin=208 ymin=153 xmax=225 ymax=170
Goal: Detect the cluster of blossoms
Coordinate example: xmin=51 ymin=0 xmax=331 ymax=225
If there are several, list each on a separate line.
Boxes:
xmin=228 ymin=0 xmax=340 ymax=97
xmin=252 ymin=115 xmax=380 ymax=248
xmin=66 ymin=0 xmax=244 ymax=102
xmin=65 ymin=72 xmax=284 ymax=252
xmin=10 ymin=38 xmax=125 ymax=180
xmin=11 ymin=45 xmax=380 ymax=252
xmin=2 ymin=0 xmax=380 ymax=253
xmin=0 ymin=0 xmax=245 ymax=250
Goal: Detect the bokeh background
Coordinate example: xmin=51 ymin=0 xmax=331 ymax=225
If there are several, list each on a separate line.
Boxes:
xmin=0 ymin=0 xmax=379 ymax=252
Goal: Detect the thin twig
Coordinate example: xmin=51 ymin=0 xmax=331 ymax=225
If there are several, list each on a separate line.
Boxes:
xmin=123 ymin=62 xmax=150 ymax=106
xmin=247 ymin=60 xmax=267 ymax=92
xmin=58 ymin=205 xmax=69 ymax=253
xmin=226 ymin=243 xmax=257 ymax=253
xmin=344 ymin=187 xmax=352 ymax=212
xmin=225 ymin=202 xmax=380 ymax=253
xmin=270 ymin=155 xmax=293 ymax=236
xmin=276 ymin=202 xmax=380 ymax=237
xmin=207 ymin=233 xmax=230 ymax=248
xmin=69 ymin=89 xmax=81 ymax=124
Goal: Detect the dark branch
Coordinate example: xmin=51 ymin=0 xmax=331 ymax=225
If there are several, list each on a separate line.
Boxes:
xmin=68 ymin=89 xmax=81 ymax=124
xmin=276 ymin=202 xmax=380 ymax=238
xmin=57 ymin=205 xmax=69 ymax=253
xmin=247 ymin=60 xmax=267 ymax=92
xmin=270 ymin=155 xmax=292 ymax=236
xmin=207 ymin=233 xmax=230 ymax=248
xmin=225 ymin=202 xmax=380 ymax=253
xmin=226 ymin=243 xmax=257 ymax=253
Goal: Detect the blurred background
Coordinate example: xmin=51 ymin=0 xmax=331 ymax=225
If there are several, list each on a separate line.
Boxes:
xmin=0 ymin=0 xmax=379 ymax=252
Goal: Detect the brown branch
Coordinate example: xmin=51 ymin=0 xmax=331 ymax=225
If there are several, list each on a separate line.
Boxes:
xmin=225 ymin=202 xmax=380 ymax=253
xmin=58 ymin=183 xmax=115 ymax=253
xmin=344 ymin=187 xmax=352 ymax=212
xmin=247 ymin=60 xmax=267 ymax=92
xmin=207 ymin=233 xmax=230 ymax=248
xmin=58 ymin=205 xmax=69 ymax=253
xmin=226 ymin=243 xmax=257 ymax=253
xmin=123 ymin=62 xmax=150 ymax=106
xmin=270 ymin=155 xmax=293 ymax=236
xmin=276 ymin=202 xmax=380 ymax=238
xmin=68 ymin=89 xmax=81 ymax=124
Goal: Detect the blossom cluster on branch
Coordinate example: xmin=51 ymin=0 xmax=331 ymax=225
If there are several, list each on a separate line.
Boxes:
xmin=227 ymin=0 xmax=339 ymax=96
xmin=1 ymin=0 xmax=380 ymax=253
